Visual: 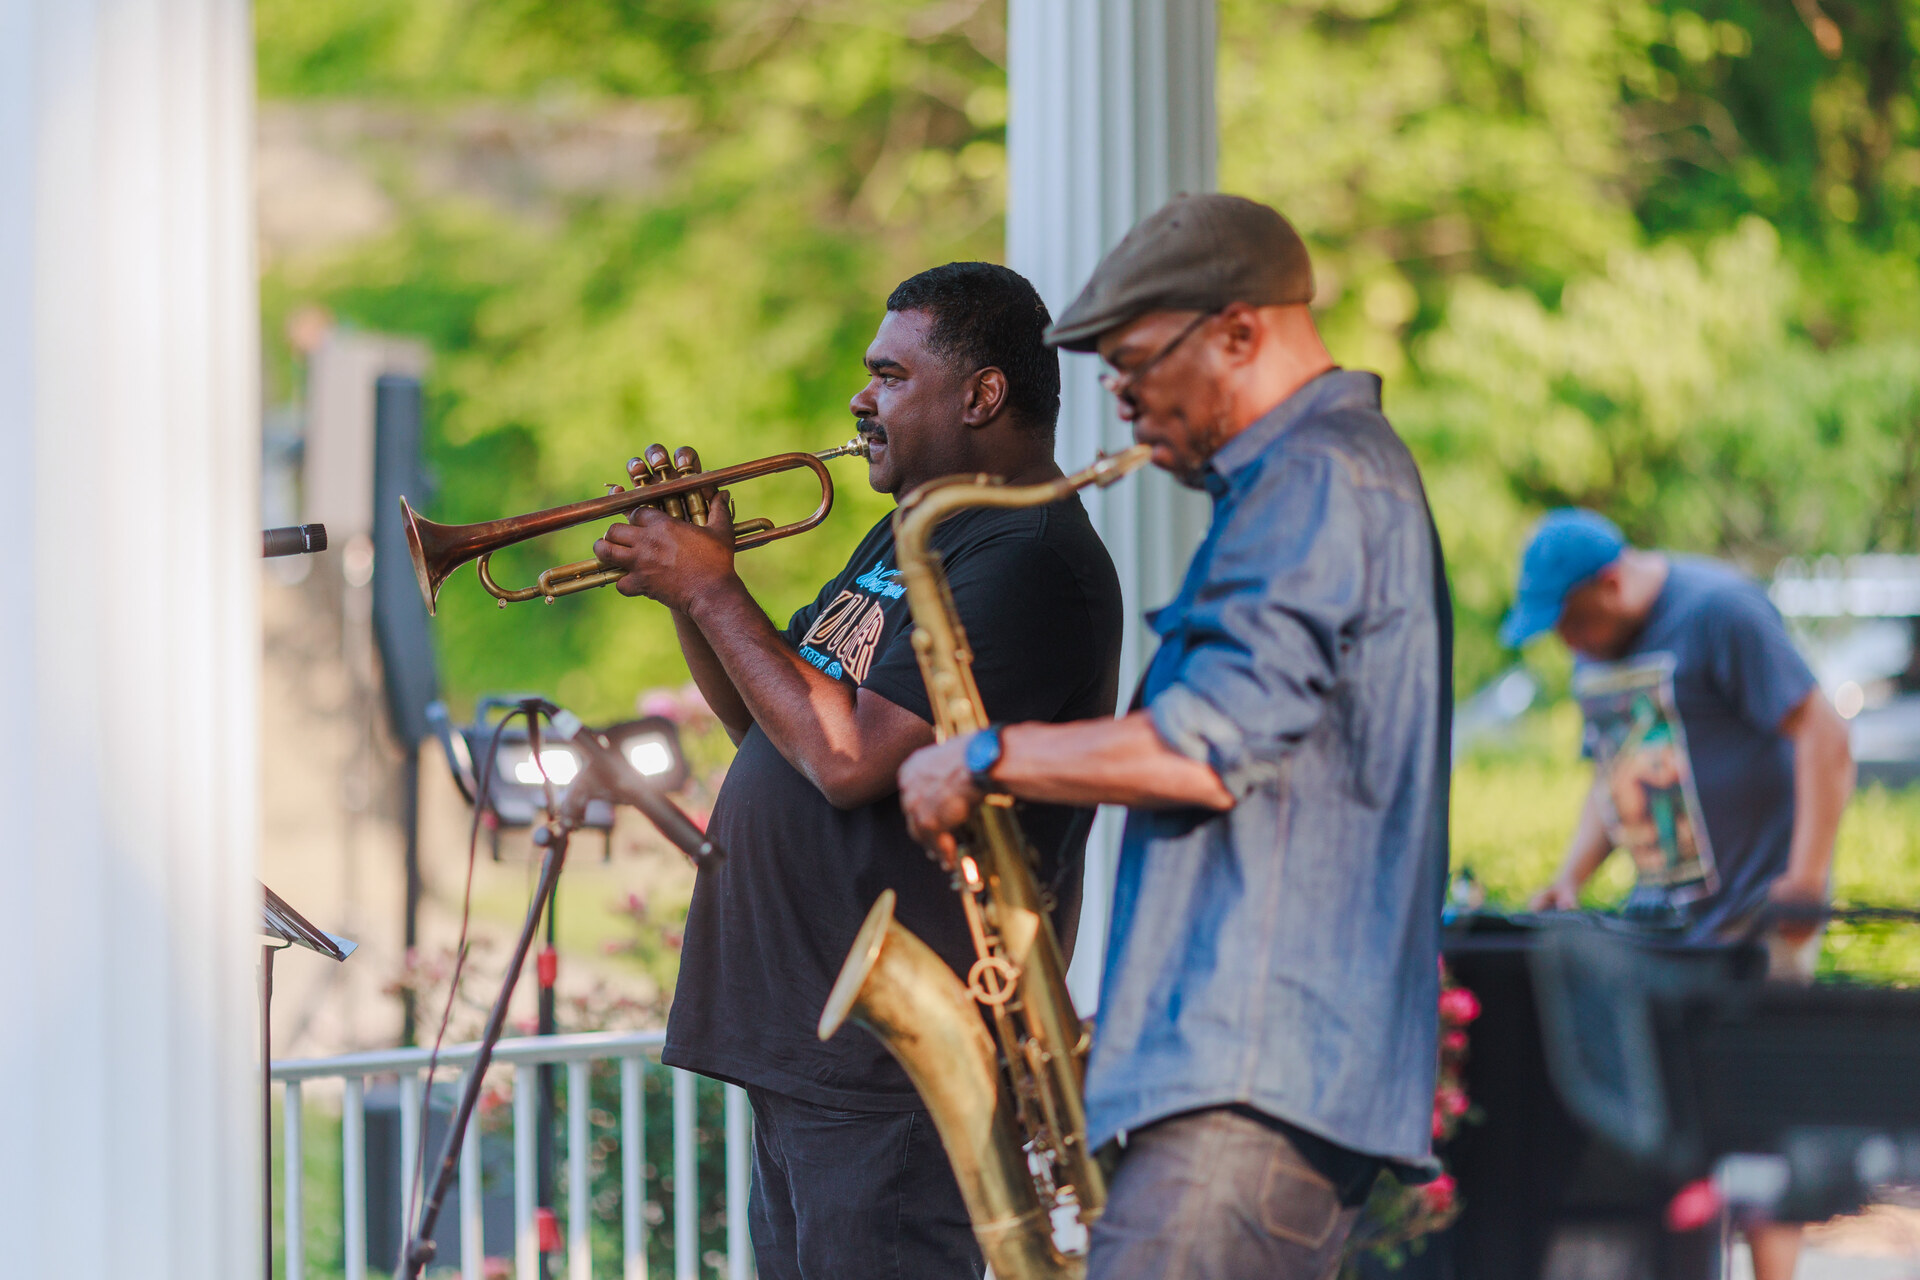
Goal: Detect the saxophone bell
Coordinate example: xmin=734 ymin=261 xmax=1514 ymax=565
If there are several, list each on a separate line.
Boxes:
xmin=820 ymin=891 xmax=1066 ymax=1278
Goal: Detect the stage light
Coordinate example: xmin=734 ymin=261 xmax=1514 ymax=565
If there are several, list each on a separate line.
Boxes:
xmin=627 ymin=737 xmax=674 ymax=776
xmin=428 ymin=700 xmax=690 ymax=846
xmin=601 ymin=716 xmax=690 ymax=793
xmin=505 ymin=745 xmax=582 ymax=786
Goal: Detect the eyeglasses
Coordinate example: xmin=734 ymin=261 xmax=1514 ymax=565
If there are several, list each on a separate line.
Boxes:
xmin=1098 ymin=310 xmax=1218 ymax=399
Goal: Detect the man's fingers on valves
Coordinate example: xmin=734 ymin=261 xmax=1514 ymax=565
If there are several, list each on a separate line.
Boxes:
xmin=594 ymin=521 xmax=644 ymax=563
xmin=593 ymin=521 xmax=657 ymax=598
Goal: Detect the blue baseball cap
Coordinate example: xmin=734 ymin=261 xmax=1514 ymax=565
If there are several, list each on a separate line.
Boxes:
xmin=1499 ymin=509 xmax=1628 ymax=647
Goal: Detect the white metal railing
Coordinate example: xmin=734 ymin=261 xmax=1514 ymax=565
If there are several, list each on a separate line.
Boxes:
xmin=272 ymin=1030 xmax=753 ymax=1280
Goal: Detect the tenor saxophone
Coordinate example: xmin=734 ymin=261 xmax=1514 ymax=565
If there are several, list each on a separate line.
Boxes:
xmin=819 ymin=444 xmax=1152 ymax=1279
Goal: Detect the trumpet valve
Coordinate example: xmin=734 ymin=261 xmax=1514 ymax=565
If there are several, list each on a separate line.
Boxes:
xmin=674 ymin=446 xmax=710 ymax=524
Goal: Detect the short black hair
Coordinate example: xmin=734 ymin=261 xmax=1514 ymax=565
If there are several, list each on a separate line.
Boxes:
xmin=886 ymin=262 xmax=1061 ymax=430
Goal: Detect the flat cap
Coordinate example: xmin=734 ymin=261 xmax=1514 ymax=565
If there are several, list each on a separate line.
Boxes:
xmin=1046 ymin=193 xmax=1315 ymax=351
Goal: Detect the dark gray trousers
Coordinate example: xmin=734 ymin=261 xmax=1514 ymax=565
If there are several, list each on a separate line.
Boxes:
xmin=745 ymin=1086 xmax=983 ymax=1280
xmin=1087 ymin=1107 xmax=1362 ymax=1280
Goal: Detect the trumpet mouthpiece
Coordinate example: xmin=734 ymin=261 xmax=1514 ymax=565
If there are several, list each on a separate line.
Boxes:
xmin=821 ymin=438 xmax=871 ymax=461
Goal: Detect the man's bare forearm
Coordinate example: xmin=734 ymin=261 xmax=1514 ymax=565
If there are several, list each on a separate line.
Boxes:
xmin=685 ymin=579 xmax=856 ymax=763
xmin=1782 ymin=691 xmax=1854 ymax=890
xmin=1555 ymin=779 xmax=1614 ymax=891
xmin=897 ymin=710 xmax=1229 ymax=861
xmin=684 ymin=578 xmax=924 ymax=806
xmin=596 ymin=504 xmax=920 ymax=803
xmin=672 ymin=610 xmax=752 ymax=743
xmin=993 ymin=713 xmax=1234 ymax=810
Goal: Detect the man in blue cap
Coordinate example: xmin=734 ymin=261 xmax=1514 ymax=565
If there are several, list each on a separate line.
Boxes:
xmin=1505 ymin=509 xmax=1854 ymax=1280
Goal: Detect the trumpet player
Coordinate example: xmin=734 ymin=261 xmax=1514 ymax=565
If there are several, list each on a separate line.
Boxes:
xmin=593 ymin=262 xmax=1124 ymax=1280
xmin=899 ymin=196 xmax=1454 ymax=1280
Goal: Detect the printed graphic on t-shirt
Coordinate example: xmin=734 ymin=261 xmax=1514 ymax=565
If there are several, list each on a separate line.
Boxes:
xmin=853 ymin=559 xmax=907 ymax=599
xmin=798 ymin=582 xmax=891 ymax=684
xmin=1574 ymin=653 xmax=1719 ymax=904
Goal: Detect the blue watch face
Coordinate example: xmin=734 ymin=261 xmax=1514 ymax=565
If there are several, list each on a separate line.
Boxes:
xmin=966 ymin=727 xmax=1002 ymax=779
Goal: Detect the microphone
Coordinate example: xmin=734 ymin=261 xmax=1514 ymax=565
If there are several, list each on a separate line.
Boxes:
xmin=548 ymin=708 xmax=722 ymax=866
xmin=263 ymin=524 xmax=329 ymax=558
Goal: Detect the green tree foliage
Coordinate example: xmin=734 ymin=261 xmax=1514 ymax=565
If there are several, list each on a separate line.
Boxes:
xmin=259 ymin=0 xmax=1008 ymax=718
xmin=1219 ymin=0 xmax=1920 ymax=687
xmin=262 ymin=0 xmax=1920 ymax=708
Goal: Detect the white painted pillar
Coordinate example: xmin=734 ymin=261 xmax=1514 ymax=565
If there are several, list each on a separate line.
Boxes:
xmin=0 ymin=2 xmax=261 ymax=1277
xmin=1008 ymin=0 xmax=1218 ymax=1007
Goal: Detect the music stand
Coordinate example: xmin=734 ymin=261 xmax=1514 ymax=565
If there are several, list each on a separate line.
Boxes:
xmin=261 ymin=883 xmax=356 ymax=1280
xmin=264 ymin=883 xmax=358 ymax=961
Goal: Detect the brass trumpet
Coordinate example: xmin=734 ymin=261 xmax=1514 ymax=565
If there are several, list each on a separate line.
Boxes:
xmin=399 ymin=438 xmax=870 ymax=615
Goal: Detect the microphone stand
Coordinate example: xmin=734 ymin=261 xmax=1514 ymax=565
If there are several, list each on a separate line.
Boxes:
xmin=396 ymin=710 xmax=720 ymax=1280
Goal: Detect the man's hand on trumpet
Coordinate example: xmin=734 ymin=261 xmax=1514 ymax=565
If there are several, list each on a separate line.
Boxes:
xmin=593 ymin=443 xmax=739 ymax=615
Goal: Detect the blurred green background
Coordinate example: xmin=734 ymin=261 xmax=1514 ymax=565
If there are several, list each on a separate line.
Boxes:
xmin=259 ymin=0 xmax=1920 ymax=713
xmin=257 ymin=0 xmax=1920 ymax=970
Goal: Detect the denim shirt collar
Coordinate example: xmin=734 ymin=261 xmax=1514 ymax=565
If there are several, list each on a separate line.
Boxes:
xmin=1152 ymin=369 xmax=1384 ymax=629
xmin=1205 ymin=368 xmax=1383 ymax=488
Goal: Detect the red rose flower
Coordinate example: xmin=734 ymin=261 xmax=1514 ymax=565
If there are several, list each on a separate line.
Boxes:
xmin=1439 ymin=986 xmax=1482 ymax=1025
xmin=1439 ymin=1086 xmax=1470 ymax=1118
xmin=1665 ymin=1179 xmax=1722 ymax=1233
xmin=1421 ymin=1172 xmax=1457 ymax=1215
xmin=1443 ymin=1029 xmax=1469 ymax=1053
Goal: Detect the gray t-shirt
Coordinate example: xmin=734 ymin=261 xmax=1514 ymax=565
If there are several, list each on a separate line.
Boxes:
xmin=1573 ymin=557 xmax=1817 ymax=942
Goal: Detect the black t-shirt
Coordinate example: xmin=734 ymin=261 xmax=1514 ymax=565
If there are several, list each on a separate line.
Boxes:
xmin=661 ymin=494 xmax=1124 ymax=1110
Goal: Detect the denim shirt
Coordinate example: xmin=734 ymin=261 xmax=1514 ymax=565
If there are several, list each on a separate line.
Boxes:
xmin=1085 ymin=370 xmax=1453 ymax=1165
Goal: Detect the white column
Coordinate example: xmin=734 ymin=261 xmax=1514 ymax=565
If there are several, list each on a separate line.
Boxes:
xmin=1008 ymin=0 xmax=1218 ymax=1007
xmin=0 ymin=2 xmax=260 ymax=1278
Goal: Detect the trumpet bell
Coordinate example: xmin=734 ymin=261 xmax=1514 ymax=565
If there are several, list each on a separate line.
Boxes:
xmin=400 ymin=497 xmax=455 ymax=617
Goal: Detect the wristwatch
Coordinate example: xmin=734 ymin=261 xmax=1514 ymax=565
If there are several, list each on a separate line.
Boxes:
xmin=966 ymin=724 xmax=1010 ymax=795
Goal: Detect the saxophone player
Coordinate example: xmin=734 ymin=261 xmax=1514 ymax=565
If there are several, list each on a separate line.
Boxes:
xmin=592 ymin=262 xmax=1124 ymax=1280
xmin=900 ymin=196 xmax=1454 ymax=1280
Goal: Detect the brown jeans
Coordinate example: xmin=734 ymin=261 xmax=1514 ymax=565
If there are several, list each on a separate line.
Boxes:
xmin=1087 ymin=1108 xmax=1362 ymax=1280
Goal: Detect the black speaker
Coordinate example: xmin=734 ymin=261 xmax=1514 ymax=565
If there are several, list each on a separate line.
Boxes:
xmin=371 ymin=374 xmax=441 ymax=748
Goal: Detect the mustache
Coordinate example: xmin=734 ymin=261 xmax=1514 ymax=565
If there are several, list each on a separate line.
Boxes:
xmin=856 ymin=419 xmax=888 ymax=444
